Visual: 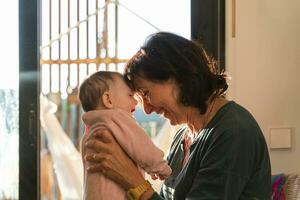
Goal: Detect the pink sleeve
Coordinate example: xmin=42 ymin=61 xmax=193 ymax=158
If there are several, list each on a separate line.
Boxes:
xmin=82 ymin=109 xmax=172 ymax=178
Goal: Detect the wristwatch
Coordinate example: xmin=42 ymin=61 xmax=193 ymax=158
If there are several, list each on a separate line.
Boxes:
xmin=127 ymin=180 xmax=151 ymax=200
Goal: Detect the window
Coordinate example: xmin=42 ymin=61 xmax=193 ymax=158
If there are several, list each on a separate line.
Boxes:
xmin=40 ymin=0 xmax=190 ymax=198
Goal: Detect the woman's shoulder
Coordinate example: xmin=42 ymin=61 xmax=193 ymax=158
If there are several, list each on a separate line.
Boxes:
xmin=211 ymin=101 xmax=264 ymax=142
xmin=213 ymin=101 xmax=257 ymax=127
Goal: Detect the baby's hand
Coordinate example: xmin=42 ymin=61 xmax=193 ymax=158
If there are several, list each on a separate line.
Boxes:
xmin=151 ymin=174 xmax=159 ymax=180
xmin=151 ymin=174 xmax=167 ymax=180
xmin=158 ymin=175 xmax=167 ymax=180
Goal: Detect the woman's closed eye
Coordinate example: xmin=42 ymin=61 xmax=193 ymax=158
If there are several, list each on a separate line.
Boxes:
xmin=143 ymin=90 xmax=150 ymax=98
xmin=138 ymin=90 xmax=150 ymax=100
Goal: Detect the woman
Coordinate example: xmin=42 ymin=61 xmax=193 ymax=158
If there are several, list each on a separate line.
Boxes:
xmin=84 ymin=32 xmax=271 ymax=199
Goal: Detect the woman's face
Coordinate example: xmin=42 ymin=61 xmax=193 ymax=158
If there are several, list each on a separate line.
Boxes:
xmin=133 ymin=76 xmax=186 ymax=125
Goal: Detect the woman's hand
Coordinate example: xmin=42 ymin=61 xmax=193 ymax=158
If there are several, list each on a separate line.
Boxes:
xmin=84 ymin=128 xmax=145 ymax=190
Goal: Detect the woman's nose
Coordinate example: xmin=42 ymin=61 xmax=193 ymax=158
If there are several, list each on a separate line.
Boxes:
xmin=142 ymin=100 xmax=154 ymax=114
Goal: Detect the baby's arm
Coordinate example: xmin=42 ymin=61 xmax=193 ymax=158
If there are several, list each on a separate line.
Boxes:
xmin=113 ymin=113 xmax=172 ymax=178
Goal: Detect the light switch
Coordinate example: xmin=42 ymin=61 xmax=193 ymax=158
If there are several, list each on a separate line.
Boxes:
xmin=269 ymin=128 xmax=292 ymax=149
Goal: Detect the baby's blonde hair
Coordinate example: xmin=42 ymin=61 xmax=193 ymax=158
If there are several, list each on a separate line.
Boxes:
xmin=78 ymin=71 xmax=123 ymax=112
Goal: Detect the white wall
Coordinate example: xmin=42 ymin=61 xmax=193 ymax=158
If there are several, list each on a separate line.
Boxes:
xmin=226 ymin=0 xmax=300 ymax=174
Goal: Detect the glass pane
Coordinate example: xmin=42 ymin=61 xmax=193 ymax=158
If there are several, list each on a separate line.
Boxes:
xmin=118 ymin=0 xmax=190 ymax=58
xmin=0 ymin=0 xmax=19 ymax=199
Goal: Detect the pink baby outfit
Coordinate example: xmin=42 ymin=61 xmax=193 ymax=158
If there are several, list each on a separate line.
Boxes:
xmin=81 ymin=108 xmax=172 ymax=200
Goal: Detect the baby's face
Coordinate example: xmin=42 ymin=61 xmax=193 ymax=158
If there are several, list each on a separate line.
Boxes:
xmin=110 ymin=76 xmax=138 ymax=114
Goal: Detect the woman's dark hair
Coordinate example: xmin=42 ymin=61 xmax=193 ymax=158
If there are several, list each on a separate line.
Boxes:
xmin=124 ymin=32 xmax=228 ymax=114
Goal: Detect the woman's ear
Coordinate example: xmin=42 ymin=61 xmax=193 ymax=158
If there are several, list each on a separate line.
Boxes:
xmin=102 ymin=91 xmax=114 ymax=109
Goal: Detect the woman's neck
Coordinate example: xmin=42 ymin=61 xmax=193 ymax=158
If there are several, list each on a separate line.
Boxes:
xmin=186 ymin=97 xmax=228 ymax=138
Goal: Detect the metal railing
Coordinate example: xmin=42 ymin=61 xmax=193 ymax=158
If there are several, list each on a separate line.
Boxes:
xmin=40 ymin=0 xmax=126 ymax=148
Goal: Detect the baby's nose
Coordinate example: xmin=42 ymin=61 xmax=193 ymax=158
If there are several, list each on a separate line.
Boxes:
xmin=133 ymin=97 xmax=138 ymax=106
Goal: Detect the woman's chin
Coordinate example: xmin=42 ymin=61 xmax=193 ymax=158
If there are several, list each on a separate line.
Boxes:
xmin=166 ymin=117 xmax=177 ymax=126
xmin=169 ymin=120 xmax=177 ymax=125
xmin=163 ymin=112 xmax=178 ymax=125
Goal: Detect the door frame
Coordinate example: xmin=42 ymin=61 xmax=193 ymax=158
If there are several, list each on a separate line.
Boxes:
xmin=19 ymin=0 xmax=40 ymax=199
xmin=191 ymin=0 xmax=225 ymax=71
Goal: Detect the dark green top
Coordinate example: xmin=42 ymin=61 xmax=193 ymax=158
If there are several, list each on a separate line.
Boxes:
xmin=150 ymin=101 xmax=271 ymax=200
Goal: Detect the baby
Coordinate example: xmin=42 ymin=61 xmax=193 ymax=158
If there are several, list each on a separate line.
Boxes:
xmin=78 ymin=71 xmax=172 ymax=200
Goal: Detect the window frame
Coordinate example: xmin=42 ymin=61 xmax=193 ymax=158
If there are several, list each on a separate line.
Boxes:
xmin=191 ymin=0 xmax=225 ymax=72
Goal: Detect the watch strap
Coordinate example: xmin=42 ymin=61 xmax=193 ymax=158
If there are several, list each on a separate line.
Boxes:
xmin=127 ymin=180 xmax=151 ymax=200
